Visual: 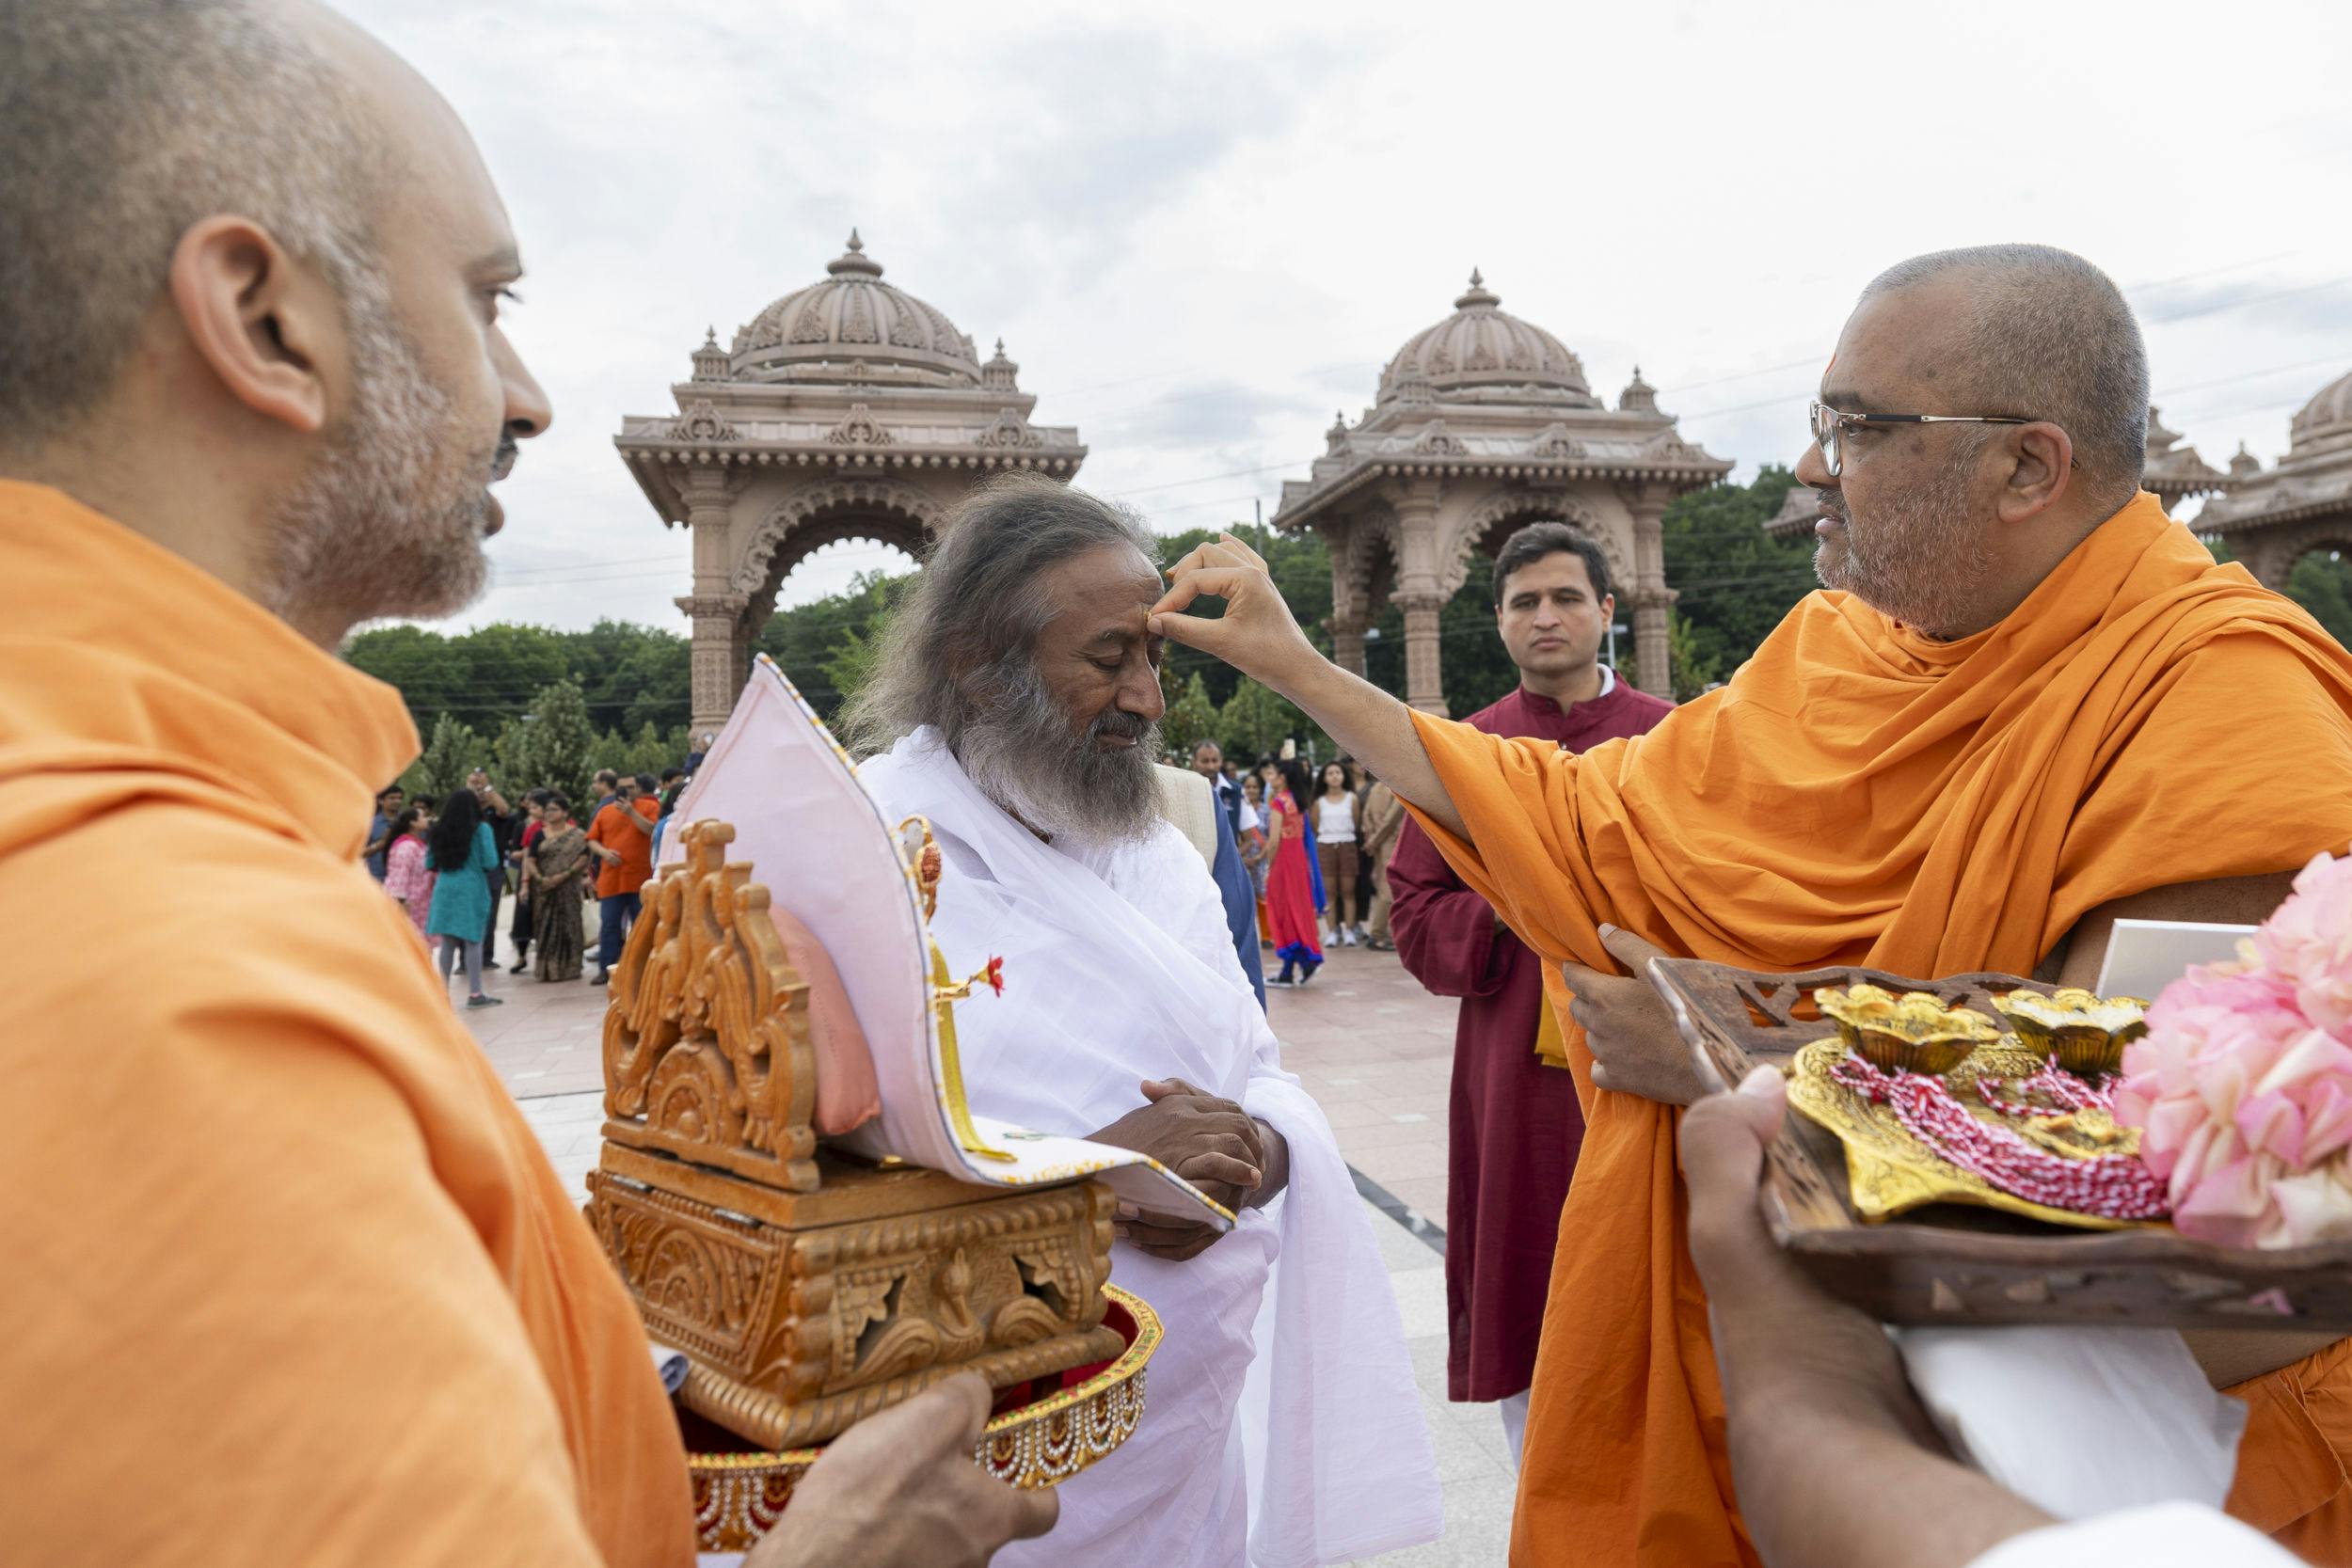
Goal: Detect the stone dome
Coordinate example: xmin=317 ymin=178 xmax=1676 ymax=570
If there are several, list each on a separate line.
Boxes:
xmin=729 ymin=230 xmax=981 ymax=387
xmin=2289 ymin=370 xmax=2352 ymax=459
xmin=1375 ymin=270 xmax=1597 ymax=408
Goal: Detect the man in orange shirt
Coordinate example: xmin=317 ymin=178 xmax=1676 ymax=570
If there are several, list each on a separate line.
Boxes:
xmin=0 ymin=3 xmax=1053 ymax=1564
xmin=588 ymin=773 xmax=660 ymax=985
xmin=1154 ymin=245 xmax=2352 ymax=1563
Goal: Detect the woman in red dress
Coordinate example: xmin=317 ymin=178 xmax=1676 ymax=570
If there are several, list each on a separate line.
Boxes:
xmin=1263 ymin=758 xmax=1326 ymax=987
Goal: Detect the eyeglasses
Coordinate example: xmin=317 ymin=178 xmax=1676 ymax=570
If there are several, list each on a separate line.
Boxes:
xmin=1808 ymin=400 xmax=2033 ymax=479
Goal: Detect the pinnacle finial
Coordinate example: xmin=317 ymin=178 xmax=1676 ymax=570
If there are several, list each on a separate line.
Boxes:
xmin=1469 ymin=266 xmax=1483 ymax=288
xmin=847 ymin=228 xmax=864 ymax=252
xmin=703 ymin=325 xmax=718 ymax=346
xmin=995 ymin=337 xmax=1006 ymax=355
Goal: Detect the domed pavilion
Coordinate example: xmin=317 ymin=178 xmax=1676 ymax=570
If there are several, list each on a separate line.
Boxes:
xmin=2195 ymin=370 xmax=2352 ymax=589
xmin=1270 ymin=271 xmax=1729 ymax=709
xmin=616 ymin=231 xmax=1086 ymax=736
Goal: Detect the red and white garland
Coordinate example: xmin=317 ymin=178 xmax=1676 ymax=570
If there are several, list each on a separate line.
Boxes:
xmin=1828 ymin=1051 xmax=2169 ymax=1221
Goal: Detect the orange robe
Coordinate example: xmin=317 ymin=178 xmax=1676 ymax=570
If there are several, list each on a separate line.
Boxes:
xmin=0 ymin=483 xmax=693 ymax=1565
xmin=1401 ymin=493 xmax=2352 ymax=1565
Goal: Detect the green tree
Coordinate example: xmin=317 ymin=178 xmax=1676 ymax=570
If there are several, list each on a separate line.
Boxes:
xmin=521 ymin=677 xmax=597 ymax=802
xmin=761 ymin=570 xmax=908 ymax=719
xmin=1216 ymin=678 xmax=1291 ymax=763
xmin=819 ymin=605 xmax=892 ymax=716
xmin=1661 ymin=465 xmax=1818 ymax=682
xmin=1159 ymin=672 xmax=1220 ymax=760
xmin=405 ymin=712 xmax=485 ymax=800
xmin=2286 ymin=551 xmax=2352 ymax=650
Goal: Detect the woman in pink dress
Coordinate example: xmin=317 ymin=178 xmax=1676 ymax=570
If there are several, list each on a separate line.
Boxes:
xmin=379 ymin=803 xmax=437 ymax=946
xmin=1263 ymin=758 xmax=1325 ymax=987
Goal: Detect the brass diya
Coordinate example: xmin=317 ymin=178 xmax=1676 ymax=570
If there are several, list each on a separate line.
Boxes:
xmin=1992 ymin=988 xmax=2148 ymax=1078
xmin=1814 ymin=984 xmax=2004 ymax=1075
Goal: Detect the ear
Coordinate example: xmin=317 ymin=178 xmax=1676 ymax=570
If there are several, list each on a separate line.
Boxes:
xmin=166 ymin=215 xmax=343 ymax=436
xmin=1598 ymin=591 xmax=1616 ymax=621
xmin=1995 ymin=421 xmax=2073 ymax=524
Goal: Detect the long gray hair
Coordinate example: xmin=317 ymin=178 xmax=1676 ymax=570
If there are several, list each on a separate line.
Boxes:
xmin=841 ymin=472 xmax=1160 ymax=760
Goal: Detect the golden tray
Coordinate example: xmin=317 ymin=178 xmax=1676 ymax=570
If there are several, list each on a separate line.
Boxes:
xmin=1646 ymin=958 xmax=2352 ymax=1330
xmin=684 ymin=1285 xmax=1161 ymax=1552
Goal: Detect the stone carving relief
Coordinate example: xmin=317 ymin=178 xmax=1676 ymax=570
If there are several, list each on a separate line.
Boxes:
xmin=670 ymin=399 xmax=742 ymax=444
xmin=1530 ymin=424 xmax=1586 ymax=460
xmin=887 ymin=304 xmax=930 ymax=350
xmin=729 ymin=478 xmax=945 ymax=596
xmin=826 ymin=403 xmax=895 ymax=447
xmin=1412 ymin=421 xmax=1469 ymax=457
xmin=788 ymin=300 xmax=833 ymax=344
xmin=1438 ymin=491 xmax=1622 ymax=599
xmin=976 ymin=407 xmax=1045 ymax=449
xmin=838 ymin=288 xmax=880 ymax=344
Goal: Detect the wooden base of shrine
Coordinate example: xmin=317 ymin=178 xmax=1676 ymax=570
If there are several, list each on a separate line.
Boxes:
xmin=587 ymin=1142 xmax=1124 ymax=1449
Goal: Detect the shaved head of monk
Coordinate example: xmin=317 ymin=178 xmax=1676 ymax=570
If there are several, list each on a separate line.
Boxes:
xmin=0 ymin=0 xmax=550 ymax=647
xmin=1797 ymin=244 xmax=2149 ymax=640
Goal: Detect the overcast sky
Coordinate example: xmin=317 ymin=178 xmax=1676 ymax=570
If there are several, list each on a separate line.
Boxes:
xmin=345 ymin=0 xmax=2352 ymax=634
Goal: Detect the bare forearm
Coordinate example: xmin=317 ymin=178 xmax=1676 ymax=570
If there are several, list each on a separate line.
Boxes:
xmin=1733 ymin=1395 xmax=2050 ymax=1568
xmin=1268 ymin=651 xmax=1466 ymax=840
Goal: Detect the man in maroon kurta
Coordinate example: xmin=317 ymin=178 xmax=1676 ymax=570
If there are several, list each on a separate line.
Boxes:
xmin=1387 ymin=521 xmax=1671 ymax=1462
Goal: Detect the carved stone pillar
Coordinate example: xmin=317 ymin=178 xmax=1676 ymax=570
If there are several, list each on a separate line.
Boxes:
xmin=1328 ymin=615 xmax=1368 ymax=677
xmin=679 ymin=466 xmax=745 ymax=735
xmin=1390 ymin=483 xmax=1447 ymax=715
xmin=1622 ymin=485 xmax=1677 ymax=701
xmin=678 ymin=593 xmax=751 ymax=737
xmin=1394 ymin=593 xmax=1448 ymax=716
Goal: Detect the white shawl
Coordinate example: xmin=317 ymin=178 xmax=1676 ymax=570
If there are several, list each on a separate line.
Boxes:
xmin=859 ymin=732 xmax=1438 ymax=1567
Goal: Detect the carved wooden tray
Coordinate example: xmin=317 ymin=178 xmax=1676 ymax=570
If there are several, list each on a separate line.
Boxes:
xmin=1649 ymin=958 xmax=2352 ymax=1329
xmin=682 ymin=1285 xmax=1161 ymax=1552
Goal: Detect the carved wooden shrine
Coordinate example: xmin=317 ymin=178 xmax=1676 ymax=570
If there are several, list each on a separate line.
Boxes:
xmin=585 ymin=821 xmax=1122 ymax=1448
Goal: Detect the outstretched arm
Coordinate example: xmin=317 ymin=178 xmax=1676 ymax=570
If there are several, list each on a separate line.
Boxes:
xmin=1151 ymin=535 xmax=1466 ymax=840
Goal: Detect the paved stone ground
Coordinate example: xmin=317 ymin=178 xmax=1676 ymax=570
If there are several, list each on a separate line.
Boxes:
xmin=460 ymin=923 xmax=1510 ymax=1564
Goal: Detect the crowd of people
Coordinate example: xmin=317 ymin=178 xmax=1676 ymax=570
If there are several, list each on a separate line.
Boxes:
xmin=362 ymin=765 xmax=691 ymax=1003
xmin=1184 ymin=741 xmax=1406 ymax=989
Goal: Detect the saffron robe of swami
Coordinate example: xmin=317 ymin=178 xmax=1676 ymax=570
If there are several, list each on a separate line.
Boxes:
xmin=1400 ymin=492 xmax=2352 ymax=1565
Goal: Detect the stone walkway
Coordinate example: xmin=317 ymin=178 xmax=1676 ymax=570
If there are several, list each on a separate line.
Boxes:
xmin=460 ymin=925 xmax=1510 ymax=1564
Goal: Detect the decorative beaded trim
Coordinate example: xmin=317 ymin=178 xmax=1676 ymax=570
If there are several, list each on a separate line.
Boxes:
xmin=1828 ymin=1051 xmax=2169 ymax=1220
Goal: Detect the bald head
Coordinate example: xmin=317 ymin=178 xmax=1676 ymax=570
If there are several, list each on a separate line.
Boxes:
xmin=1860 ymin=245 xmax=2149 ymax=501
xmin=0 ymin=0 xmax=390 ymax=452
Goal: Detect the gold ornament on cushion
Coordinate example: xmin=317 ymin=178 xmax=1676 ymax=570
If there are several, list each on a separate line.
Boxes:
xmin=1992 ymin=988 xmax=2148 ymax=1079
xmin=1815 ymin=983 xmax=2003 ymax=1075
xmin=1783 ymin=1037 xmax=2152 ymax=1230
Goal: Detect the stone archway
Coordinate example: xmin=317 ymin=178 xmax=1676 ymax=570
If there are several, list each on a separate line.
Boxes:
xmin=617 ymin=235 xmax=1088 ymax=736
xmin=2235 ymin=521 xmax=2352 ymax=594
xmin=1438 ymin=492 xmax=1624 ymax=599
xmin=1271 ymin=271 xmax=1727 ymax=711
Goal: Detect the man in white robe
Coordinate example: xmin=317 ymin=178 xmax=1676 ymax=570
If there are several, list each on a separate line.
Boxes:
xmin=847 ymin=474 xmax=1439 ymax=1568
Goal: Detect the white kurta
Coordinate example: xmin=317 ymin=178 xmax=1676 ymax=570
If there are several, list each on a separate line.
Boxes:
xmin=859 ymin=733 xmax=1439 ymax=1568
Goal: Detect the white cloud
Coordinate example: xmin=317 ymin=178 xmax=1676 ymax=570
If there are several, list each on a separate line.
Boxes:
xmin=344 ymin=0 xmax=2352 ymax=631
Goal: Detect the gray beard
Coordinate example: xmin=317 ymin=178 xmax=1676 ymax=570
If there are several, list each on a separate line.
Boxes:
xmin=954 ymin=657 xmax=1165 ymax=846
xmin=262 ymin=262 xmax=497 ymax=633
xmin=1812 ymin=467 xmax=1990 ymax=633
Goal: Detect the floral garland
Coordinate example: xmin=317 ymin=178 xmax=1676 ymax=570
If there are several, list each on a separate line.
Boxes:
xmin=2113 ymin=850 xmax=2352 ymax=1249
xmin=1828 ymin=1051 xmax=2170 ymax=1220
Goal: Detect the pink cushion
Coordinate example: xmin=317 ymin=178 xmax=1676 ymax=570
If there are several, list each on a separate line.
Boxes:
xmin=766 ymin=905 xmax=880 ymax=1136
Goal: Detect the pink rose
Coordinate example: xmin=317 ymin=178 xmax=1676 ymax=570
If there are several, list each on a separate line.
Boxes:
xmin=2256 ymin=852 xmax=2352 ymax=1039
xmin=2114 ymin=903 xmax=2352 ymax=1248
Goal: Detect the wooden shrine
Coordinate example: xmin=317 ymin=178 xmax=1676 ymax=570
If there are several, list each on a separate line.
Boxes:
xmin=583 ymin=821 xmax=1123 ymax=1449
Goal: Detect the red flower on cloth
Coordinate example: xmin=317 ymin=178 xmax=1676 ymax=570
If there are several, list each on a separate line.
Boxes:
xmin=980 ymin=956 xmax=1006 ymax=996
